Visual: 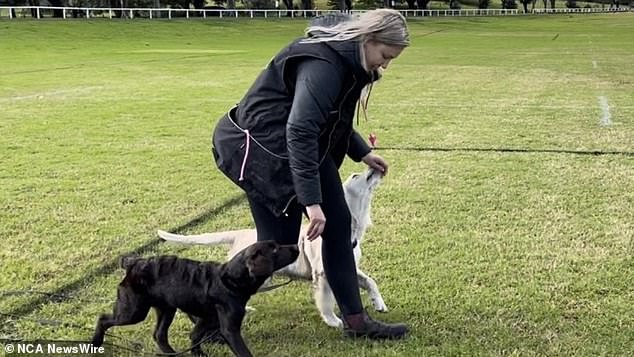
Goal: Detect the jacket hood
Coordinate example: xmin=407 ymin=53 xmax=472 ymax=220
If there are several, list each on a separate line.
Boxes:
xmin=324 ymin=39 xmax=375 ymax=84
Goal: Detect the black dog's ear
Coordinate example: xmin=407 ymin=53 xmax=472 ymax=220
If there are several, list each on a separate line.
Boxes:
xmin=246 ymin=251 xmax=274 ymax=278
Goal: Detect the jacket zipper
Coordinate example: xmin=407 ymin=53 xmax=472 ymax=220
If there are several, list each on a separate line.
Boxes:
xmin=319 ymin=75 xmax=357 ymax=165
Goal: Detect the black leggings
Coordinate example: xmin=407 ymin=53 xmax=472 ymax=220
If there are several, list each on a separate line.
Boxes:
xmin=247 ymin=156 xmax=363 ymax=317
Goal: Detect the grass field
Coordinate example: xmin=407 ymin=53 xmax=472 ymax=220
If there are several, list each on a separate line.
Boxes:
xmin=1 ymin=13 xmax=633 ymax=356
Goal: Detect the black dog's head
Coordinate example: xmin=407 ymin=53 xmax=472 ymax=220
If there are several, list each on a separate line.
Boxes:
xmin=222 ymin=241 xmax=299 ymax=294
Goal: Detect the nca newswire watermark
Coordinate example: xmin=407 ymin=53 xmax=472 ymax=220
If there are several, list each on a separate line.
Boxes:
xmin=1 ymin=340 xmax=117 ymax=356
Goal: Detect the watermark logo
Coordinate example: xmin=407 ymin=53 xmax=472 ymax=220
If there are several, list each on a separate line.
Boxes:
xmin=2 ymin=340 xmax=112 ymax=356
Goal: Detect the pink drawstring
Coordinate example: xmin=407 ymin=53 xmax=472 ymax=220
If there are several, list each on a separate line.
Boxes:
xmin=238 ymin=129 xmax=250 ymax=181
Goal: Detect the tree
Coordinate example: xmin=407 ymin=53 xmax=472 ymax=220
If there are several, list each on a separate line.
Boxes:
xmin=417 ymin=0 xmax=431 ymax=9
xmin=327 ymin=0 xmax=352 ymax=10
xmin=27 ymin=0 xmax=38 ymax=18
xmin=7 ymin=0 xmax=16 ymax=18
xmin=48 ymin=0 xmax=64 ymax=17
xmin=242 ymin=0 xmax=275 ymax=8
xmin=282 ymin=0 xmax=292 ymax=15
xmin=301 ymin=0 xmax=312 ymax=11
xmin=404 ymin=0 xmax=431 ymax=9
xmin=301 ymin=0 xmax=313 ymax=17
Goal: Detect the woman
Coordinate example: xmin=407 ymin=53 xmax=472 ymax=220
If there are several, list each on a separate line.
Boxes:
xmin=212 ymin=9 xmax=409 ymax=339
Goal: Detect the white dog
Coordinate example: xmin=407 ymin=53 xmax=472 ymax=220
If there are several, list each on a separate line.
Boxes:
xmin=158 ymin=168 xmax=387 ymax=328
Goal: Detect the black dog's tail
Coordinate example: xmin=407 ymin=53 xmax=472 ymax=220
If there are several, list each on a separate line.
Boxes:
xmin=118 ymin=255 xmax=154 ymax=288
xmin=119 ymin=255 xmax=142 ymax=270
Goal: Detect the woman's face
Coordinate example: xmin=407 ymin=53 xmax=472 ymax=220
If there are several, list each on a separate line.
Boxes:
xmin=363 ymin=40 xmax=405 ymax=72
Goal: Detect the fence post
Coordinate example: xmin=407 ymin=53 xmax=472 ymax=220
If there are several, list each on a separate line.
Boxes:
xmin=86 ymin=8 xmax=89 ymax=18
xmin=63 ymin=8 xmax=66 ymax=18
xmin=168 ymin=8 xmax=171 ymax=19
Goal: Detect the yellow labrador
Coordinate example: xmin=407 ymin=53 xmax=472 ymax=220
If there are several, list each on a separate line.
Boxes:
xmin=158 ymin=169 xmax=387 ymax=328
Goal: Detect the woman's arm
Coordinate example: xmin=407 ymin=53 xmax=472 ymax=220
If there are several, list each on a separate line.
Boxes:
xmin=286 ymin=58 xmax=343 ymax=208
xmin=347 ymin=130 xmax=372 ymax=162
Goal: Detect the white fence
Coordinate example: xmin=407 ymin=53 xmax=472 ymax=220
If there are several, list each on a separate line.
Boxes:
xmin=0 ymin=6 xmax=630 ymax=20
xmin=0 ymin=7 xmax=523 ymax=19
xmin=532 ymin=7 xmax=630 ymax=13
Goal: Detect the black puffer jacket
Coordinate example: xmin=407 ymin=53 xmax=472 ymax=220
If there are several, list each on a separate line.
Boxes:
xmin=212 ymin=38 xmax=378 ymax=216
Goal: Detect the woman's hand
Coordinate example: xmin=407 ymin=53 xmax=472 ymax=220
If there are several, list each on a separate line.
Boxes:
xmin=305 ymin=204 xmax=326 ymax=241
xmin=362 ymin=153 xmax=389 ymax=176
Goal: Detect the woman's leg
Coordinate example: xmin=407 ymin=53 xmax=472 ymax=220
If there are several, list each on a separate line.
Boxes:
xmin=318 ymin=157 xmax=363 ymax=316
xmin=247 ymin=196 xmax=303 ymax=245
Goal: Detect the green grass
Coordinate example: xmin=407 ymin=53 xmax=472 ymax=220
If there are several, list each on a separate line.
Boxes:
xmin=1 ymin=14 xmax=633 ymax=356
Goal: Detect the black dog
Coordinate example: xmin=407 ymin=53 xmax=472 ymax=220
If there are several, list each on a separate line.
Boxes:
xmin=92 ymin=241 xmax=299 ymax=357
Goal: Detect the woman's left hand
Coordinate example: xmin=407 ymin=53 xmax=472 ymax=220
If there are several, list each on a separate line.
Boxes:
xmin=361 ymin=153 xmax=389 ymax=176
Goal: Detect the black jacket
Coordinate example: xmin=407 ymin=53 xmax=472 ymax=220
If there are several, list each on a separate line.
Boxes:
xmin=212 ymin=37 xmax=378 ymax=216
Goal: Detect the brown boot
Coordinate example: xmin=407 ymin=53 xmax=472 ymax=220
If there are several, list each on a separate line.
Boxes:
xmin=343 ymin=310 xmax=408 ymax=340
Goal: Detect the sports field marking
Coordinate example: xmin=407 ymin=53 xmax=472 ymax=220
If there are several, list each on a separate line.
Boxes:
xmin=125 ymin=49 xmax=247 ymax=54
xmin=1 ymin=86 xmax=104 ymax=102
xmin=598 ymin=95 xmax=613 ymax=127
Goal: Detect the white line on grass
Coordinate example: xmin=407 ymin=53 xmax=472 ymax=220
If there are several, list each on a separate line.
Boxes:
xmin=592 ymin=60 xmax=598 ymax=69
xmin=598 ymin=96 xmax=613 ymax=127
xmin=1 ymin=86 xmax=103 ymax=102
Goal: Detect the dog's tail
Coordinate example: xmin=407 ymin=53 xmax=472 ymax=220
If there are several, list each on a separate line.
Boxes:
xmin=118 ymin=255 xmax=153 ymax=287
xmin=119 ymin=255 xmax=142 ymax=270
xmin=157 ymin=229 xmax=251 ymax=246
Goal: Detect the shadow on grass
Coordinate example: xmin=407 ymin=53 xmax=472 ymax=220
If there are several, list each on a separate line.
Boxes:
xmin=7 ymin=194 xmax=246 ymax=318
xmin=377 ymin=146 xmax=634 ymax=157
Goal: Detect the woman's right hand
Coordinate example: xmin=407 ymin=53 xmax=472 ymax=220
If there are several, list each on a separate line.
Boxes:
xmin=305 ymin=204 xmax=326 ymax=241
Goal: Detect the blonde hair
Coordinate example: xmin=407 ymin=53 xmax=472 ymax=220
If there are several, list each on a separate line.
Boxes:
xmin=302 ymin=9 xmax=410 ymax=47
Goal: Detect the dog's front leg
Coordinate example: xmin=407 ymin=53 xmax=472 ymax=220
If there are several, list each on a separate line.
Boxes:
xmin=91 ymin=314 xmax=115 ymax=347
xmin=190 ymin=310 xmax=224 ymax=357
xmin=217 ymin=304 xmax=252 ymax=357
xmin=357 ymin=269 xmax=388 ymax=312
